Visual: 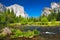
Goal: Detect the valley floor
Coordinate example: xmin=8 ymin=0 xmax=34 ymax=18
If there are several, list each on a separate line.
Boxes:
xmin=9 ymin=21 xmax=60 ymax=27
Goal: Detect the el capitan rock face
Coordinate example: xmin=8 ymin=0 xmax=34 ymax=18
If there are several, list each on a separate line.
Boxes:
xmin=6 ymin=4 xmax=28 ymax=17
xmin=0 ymin=3 xmax=28 ymax=17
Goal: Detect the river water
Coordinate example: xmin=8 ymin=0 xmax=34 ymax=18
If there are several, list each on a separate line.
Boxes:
xmin=8 ymin=26 xmax=60 ymax=40
xmin=19 ymin=26 xmax=60 ymax=34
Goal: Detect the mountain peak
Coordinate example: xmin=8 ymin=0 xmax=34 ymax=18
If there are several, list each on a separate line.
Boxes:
xmin=9 ymin=4 xmax=23 ymax=8
xmin=13 ymin=4 xmax=21 ymax=6
xmin=51 ymin=2 xmax=59 ymax=9
xmin=14 ymin=4 xmax=19 ymax=6
xmin=6 ymin=4 xmax=28 ymax=17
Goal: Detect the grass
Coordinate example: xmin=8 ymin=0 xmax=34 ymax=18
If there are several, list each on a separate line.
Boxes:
xmin=8 ymin=21 xmax=60 ymax=27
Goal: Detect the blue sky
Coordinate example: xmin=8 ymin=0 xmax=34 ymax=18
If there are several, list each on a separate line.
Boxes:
xmin=0 ymin=0 xmax=60 ymax=17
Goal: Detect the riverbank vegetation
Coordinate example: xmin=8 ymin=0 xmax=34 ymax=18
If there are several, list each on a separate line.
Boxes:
xmin=0 ymin=9 xmax=60 ymax=27
xmin=0 ymin=27 xmax=39 ymax=40
xmin=0 ymin=27 xmax=60 ymax=40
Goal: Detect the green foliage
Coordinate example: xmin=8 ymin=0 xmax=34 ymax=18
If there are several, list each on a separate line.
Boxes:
xmin=11 ymin=29 xmax=17 ymax=34
xmin=11 ymin=29 xmax=39 ymax=38
xmin=33 ymin=30 xmax=39 ymax=35
xmin=20 ymin=18 xmax=28 ymax=25
xmin=41 ymin=17 xmax=48 ymax=25
xmin=0 ymin=33 xmax=6 ymax=38
xmin=15 ymin=30 xmax=23 ymax=37
xmin=47 ymin=11 xmax=57 ymax=21
xmin=24 ymin=30 xmax=34 ymax=38
xmin=51 ymin=18 xmax=56 ymax=25
xmin=11 ymin=29 xmax=23 ymax=38
xmin=0 ymin=9 xmax=17 ymax=26
xmin=0 ymin=7 xmax=60 ymax=26
xmin=56 ymin=11 xmax=60 ymax=21
xmin=0 ymin=31 xmax=7 ymax=39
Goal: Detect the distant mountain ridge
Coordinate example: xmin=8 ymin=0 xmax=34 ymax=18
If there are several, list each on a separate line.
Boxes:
xmin=0 ymin=3 xmax=28 ymax=17
xmin=42 ymin=2 xmax=60 ymax=16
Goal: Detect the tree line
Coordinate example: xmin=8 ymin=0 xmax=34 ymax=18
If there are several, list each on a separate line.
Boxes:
xmin=0 ymin=9 xmax=60 ymax=26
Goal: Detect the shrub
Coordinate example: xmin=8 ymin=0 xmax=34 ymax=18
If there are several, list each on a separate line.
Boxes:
xmin=24 ymin=30 xmax=34 ymax=38
xmin=15 ymin=30 xmax=23 ymax=37
xmin=11 ymin=29 xmax=23 ymax=38
xmin=51 ymin=18 xmax=56 ymax=25
xmin=11 ymin=29 xmax=39 ymax=38
xmin=33 ymin=30 xmax=39 ymax=35
xmin=11 ymin=29 xmax=17 ymax=34
xmin=41 ymin=17 xmax=48 ymax=25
